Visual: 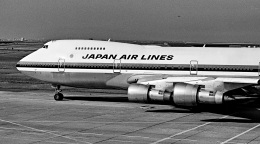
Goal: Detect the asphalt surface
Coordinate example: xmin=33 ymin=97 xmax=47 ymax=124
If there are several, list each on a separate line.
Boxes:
xmin=0 ymin=90 xmax=260 ymax=144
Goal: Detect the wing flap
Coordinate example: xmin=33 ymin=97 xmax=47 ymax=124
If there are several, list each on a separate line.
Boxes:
xmin=216 ymin=78 xmax=260 ymax=84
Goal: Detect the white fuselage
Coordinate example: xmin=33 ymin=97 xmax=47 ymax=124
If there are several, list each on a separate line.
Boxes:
xmin=16 ymin=40 xmax=260 ymax=89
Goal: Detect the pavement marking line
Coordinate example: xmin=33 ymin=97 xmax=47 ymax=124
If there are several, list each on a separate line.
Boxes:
xmin=45 ymin=141 xmax=78 ymax=144
xmin=0 ymin=126 xmax=34 ymax=131
xmin=121 ymin=135 xmax=153 ymax=139
xmin=0 ymin=136 xmax=42 ymax=142
xmin=21 ymin=131 xmax=46 ymax=135
xmin=0 ymin=136 xmax=78 ymax=144
xmin=151 ymin=122 xmax=211 ymax=144
xmin=108 ymin=139 xmax=134 ymax=143
xmin=20 ymin=120 xmax=204 ymax=124
xmin=38 ymin=134 xmax=90 ymax=144
xmin=151 ymin=115 xmax=229 ymax=144
xmin=76 ymin=132 xmax=104 ymax=136
xmin=0 ymin=118 xmax=92 ymax=144
xmin=0 ymin=136 xmax=77 ymax=144
xmin=171 ymin=138 xmax=197 ymax=142
xmin=76 ymin=132 xmax=154 ymax=140
xmin=0 ymin=126 xmax=63 ymax=134
xmin=76 ymin=131 xmax=154 ymax=140
xmin=220 ymin=123 xmax=260 ymax=144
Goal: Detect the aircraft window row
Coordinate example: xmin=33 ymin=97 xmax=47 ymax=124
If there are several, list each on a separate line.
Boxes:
xmin=21 ymin=63 xmax=57 ymax=67
xmin=75 ymin=47 xmax=105 ymax=50
xmin=120 ymin=65 xmax=182 ymax=70
xmin=203 ymin=66 xmax=253 ymax=71
xmin=68 ymin=65 xmax=110 ymax=68
xmin=88 ymin=65 xmax=254 ymax=71
xmin=17 ymin=63 xmax=256 ymax=72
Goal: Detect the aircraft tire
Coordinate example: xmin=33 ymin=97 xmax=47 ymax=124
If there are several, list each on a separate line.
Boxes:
xmin=54 ymin=93 xmax=64 ymax=101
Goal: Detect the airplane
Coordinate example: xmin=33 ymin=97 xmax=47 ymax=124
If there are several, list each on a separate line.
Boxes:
xmin=16 ymin=39 xmax=260 ymax=107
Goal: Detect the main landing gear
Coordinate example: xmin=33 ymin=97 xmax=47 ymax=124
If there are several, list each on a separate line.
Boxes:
xmin=53 ymin=85 xmax=64 ymax=101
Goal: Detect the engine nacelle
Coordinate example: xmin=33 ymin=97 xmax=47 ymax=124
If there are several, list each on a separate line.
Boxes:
xmin=127 ymin=83 xmax=225 ymax=107
xmin=172 ymin=83 xmax=199 ymax=106
xmin=127 ymin=84 xmax=149 ymax=102
xmin=172 ymin=83 xmax=224 ymax=106
xmin=128 ymin=84 xmax=172 ymax=103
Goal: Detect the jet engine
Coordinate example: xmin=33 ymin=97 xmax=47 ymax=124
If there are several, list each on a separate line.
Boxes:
xmin=127 ymin=83 xmax=227 ymax=107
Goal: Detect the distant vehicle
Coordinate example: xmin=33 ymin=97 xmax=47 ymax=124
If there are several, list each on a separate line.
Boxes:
xmin=16 ymin=40 xmax=260 ymax=107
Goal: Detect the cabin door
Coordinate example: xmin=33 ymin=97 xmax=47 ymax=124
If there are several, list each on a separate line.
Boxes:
xmin=190 ymin=60 xmax=198 ymax=75
xmin=113 ymin=59 xmax=121 ymax=73
xmin=58 ymin=58 xmax=65 ymax=72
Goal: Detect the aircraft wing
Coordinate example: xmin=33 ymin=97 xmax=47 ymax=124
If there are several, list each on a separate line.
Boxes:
xmin=129 ymin=74 xmax=260 ymax=84
xmin=126 ymin=74 xmax=260 ymax=106
xmin=127 ymin=74 xmax=260 ymax=92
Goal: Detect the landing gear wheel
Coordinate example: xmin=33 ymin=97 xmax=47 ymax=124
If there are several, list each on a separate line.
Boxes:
xmin=52 ymin=85 xmax=64 ymax=101
xmin=54 ymin=93 xmax=64 ymax=101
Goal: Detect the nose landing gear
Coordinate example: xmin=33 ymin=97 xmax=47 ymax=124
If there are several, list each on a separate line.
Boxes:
xmin=54 ymin=93 xmax=64 ymax=101
xmin=53 ymin=85 xmax=64 ymax=101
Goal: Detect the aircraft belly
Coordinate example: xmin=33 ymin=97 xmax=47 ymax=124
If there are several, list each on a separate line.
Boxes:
xmin=21 ymin=71 xmax=130 ymax=89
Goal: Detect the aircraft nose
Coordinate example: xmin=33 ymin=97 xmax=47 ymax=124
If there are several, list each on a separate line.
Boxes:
xmin=16 ymin=61 xmax=20 ymax=71
xmin=16 ymin=49 xmax=37 ymax=72
xmin=16 ymin=59 xmax=25 ymax=72
xmin=16 ymin=52 xmax=32 ymax=72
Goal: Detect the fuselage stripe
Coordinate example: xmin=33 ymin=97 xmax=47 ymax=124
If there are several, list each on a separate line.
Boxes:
xmin=16 ymin=62 xmax=259 ymax=73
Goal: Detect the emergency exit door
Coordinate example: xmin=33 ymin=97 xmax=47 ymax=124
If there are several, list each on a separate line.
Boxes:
xmin=58 ymin=58 xmax=65 ymax=72
xmin=190 ymin=60 xmax=198 ymax=75
xmin=113 ymin=59 xmax=121 ymax=73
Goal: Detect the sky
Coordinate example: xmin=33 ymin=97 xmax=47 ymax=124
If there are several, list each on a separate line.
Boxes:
xmin=1 ymin=0 xmax=260 ymax=43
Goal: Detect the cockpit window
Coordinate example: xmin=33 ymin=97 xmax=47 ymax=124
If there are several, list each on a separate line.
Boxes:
xmin=43 ymin=45 xmax=48 ymax=49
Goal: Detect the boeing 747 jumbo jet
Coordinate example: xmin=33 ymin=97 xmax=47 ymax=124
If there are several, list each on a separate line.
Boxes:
xmin=16 ymin=40 xmax=260 ymax=107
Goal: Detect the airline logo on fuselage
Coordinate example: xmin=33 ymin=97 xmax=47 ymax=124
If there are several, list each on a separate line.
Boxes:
xmin=82 ymin=54 xmax=174 ymax=60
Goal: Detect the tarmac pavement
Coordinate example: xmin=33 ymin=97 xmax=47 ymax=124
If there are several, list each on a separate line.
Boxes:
xmin=0 ymin=90 xmax=260 ymax=144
